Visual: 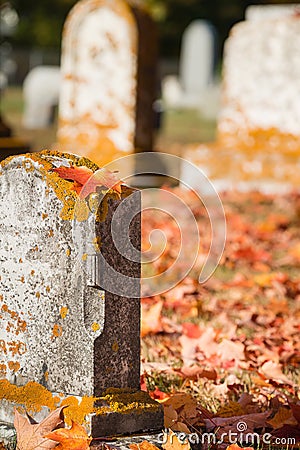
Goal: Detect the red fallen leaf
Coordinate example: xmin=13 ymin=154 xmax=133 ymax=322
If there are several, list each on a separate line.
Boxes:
xmin=52 ymin=166 xmax=93 ymax=185
xmin=149 ymin=387 xmax=169 ymax=401
xmin=231 ymin=246 xmax=271 ymax=263
xmin=52 ymin=166 xmax=122 ymax=197
xmin=181 ymin=322 xmax=202 ymax=338
xmin=79 ymin=168 xmax=122 ymax=198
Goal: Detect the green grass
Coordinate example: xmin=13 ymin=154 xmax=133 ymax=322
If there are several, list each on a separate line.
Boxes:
xmin=1 ymin=86 xmax=217 ymax=154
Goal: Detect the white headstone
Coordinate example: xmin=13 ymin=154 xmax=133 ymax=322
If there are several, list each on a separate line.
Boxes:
xmin=23 ymin=66 xmax=61 ymax=129
xmin=180 ymin=20 xmax=215 ymax=103
xmin=181 ymin=14 xmax=300 ymax=192
xmin=218 ymin=15 xmax=300 ymax=150
xmin=246 ymin=4 xmax=300 ymax=21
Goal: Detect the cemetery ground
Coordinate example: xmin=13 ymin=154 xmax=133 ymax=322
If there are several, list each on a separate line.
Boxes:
xmin=1 ymin=88 xmax=300 ymax=449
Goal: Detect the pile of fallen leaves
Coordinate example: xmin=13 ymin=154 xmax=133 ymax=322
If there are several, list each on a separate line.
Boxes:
xmin=4 ymin=189 xmax=300 ymax=450
xmin=10 ymin=406 xmax=264 ymax=450
xmin=140 ymin=189 xmax=300 ymax=447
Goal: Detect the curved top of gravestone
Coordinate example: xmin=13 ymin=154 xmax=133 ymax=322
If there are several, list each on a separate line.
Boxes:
xmin=0 ymin=150 xmax=106 ymax=396
xmin=58 ymin=0 xmax=139 ymax=165
xmin=219 ymin=15 xmax=300 ymax=140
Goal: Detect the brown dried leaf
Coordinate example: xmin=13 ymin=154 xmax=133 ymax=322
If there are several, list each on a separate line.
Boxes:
xmin=14 ymin=407 xmax=65 ymax=450
xmin=268 ymin=408 xmax=297 ymax=429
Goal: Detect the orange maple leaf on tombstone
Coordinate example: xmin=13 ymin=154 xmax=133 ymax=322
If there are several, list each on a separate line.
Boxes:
xmin=53 ymin=166 xmax=122 ymax=197
xmin=45 ymin=421 xmax=92 ymax=450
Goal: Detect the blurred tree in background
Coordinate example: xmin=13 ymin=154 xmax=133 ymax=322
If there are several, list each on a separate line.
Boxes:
xmin=10 ymin=0 xmax=300 ymax=55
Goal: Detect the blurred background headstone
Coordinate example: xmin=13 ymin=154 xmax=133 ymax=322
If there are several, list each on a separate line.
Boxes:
xmin=57 ymin=0 xmax=158 ymax=168
xmin=162 ymin=19 xmax=219 ymax=119
xmin=23 ymin=66 xmax=61 ymax=129
xmin=182 ymin=10 xmax=300 ymax=193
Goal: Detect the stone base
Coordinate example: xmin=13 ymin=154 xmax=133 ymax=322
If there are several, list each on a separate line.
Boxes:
xmin=91 ymin=389 xmax=164 ymax=437
xmin=0 ymin=389 xmax=164 ymax=440
xmin=91 ymin=408 xmax=164 ymax=437
xmin=181 ymin=142 xmax=300 ymax=193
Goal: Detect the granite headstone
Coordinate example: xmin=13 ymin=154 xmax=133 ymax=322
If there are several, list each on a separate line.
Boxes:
xmin=0 ymin=150 xmax=163 ymax=437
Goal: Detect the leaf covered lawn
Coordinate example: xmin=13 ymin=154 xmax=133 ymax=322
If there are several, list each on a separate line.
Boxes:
xmin=140 ymin=189 xmax=300 ymax=445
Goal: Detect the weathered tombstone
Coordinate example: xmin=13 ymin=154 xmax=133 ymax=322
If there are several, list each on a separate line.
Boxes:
xmin=246 ymin=4 xmax=300 ymax=21
xmin=181 ymin=13 xmax=300 ymax=191
xmin=0 ymin=150 xmax=163 ymax=436
xmin=162 ymin=20 xmax=216 ymax=110
xmin=218 ymin=13 xmax=300 ymax=152
xmin=57 ymin=0 xmax=157 ymax=168
xmin=23 ymin=66 xmax=61 ymax=129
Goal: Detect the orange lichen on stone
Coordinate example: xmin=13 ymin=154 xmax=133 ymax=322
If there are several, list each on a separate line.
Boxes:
xmin=52 ymin=324 xmax=63 ymax=339
xmin=0 ymin=380 xmax=59 ymax=413
xmin=60 ymin=307 xmax=69 ymax=319
xmin=60 ymin=396 xmax=96 ymax=426
xmin=49 ymin=229 xmax=54 ymax=237
xmin=0 ymin=150 xmax=99 ymax=222
xmin=19 ymin=258 xmax=23 ymax=263
xmin=0 ymin=364 xmax=7 ymax=374
xmin=112 ymin=340 xmax=119 ymax=353
xmin=74 ymin=198 xmax=89 ymax=222
xmin=96 ymin=389 xmax=161 ymax=416
xmin=7 ymin=340 xmax=27 ymax=356
xmin=35 ymin=292 xmax=41 ymax=299
xmin=0 ymin=379 xmax=99 ymax=424
xmin=82 ymin=253 xmax=88 ymax=262
xmin=91 ymin=322 xmax=100 ymax=332
xmin=7 ymin=361 xmax=20 ymax=372
xmin=66 ymin=248 xmax=71 ymax=257
xmin=42 ymin=213 xmax=48 ymax=220
xmin=218 ymin=126 xmax=300 ymax=154
xmin=30 ymin=270 xmax=35 ymax=276
xmin=46 ymin=286 xmax=51 ymax=292
xmin=0 ymin=340 xmax=7 ymax=354
xmin=1 ymin=305 xmax=27 ymax=335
